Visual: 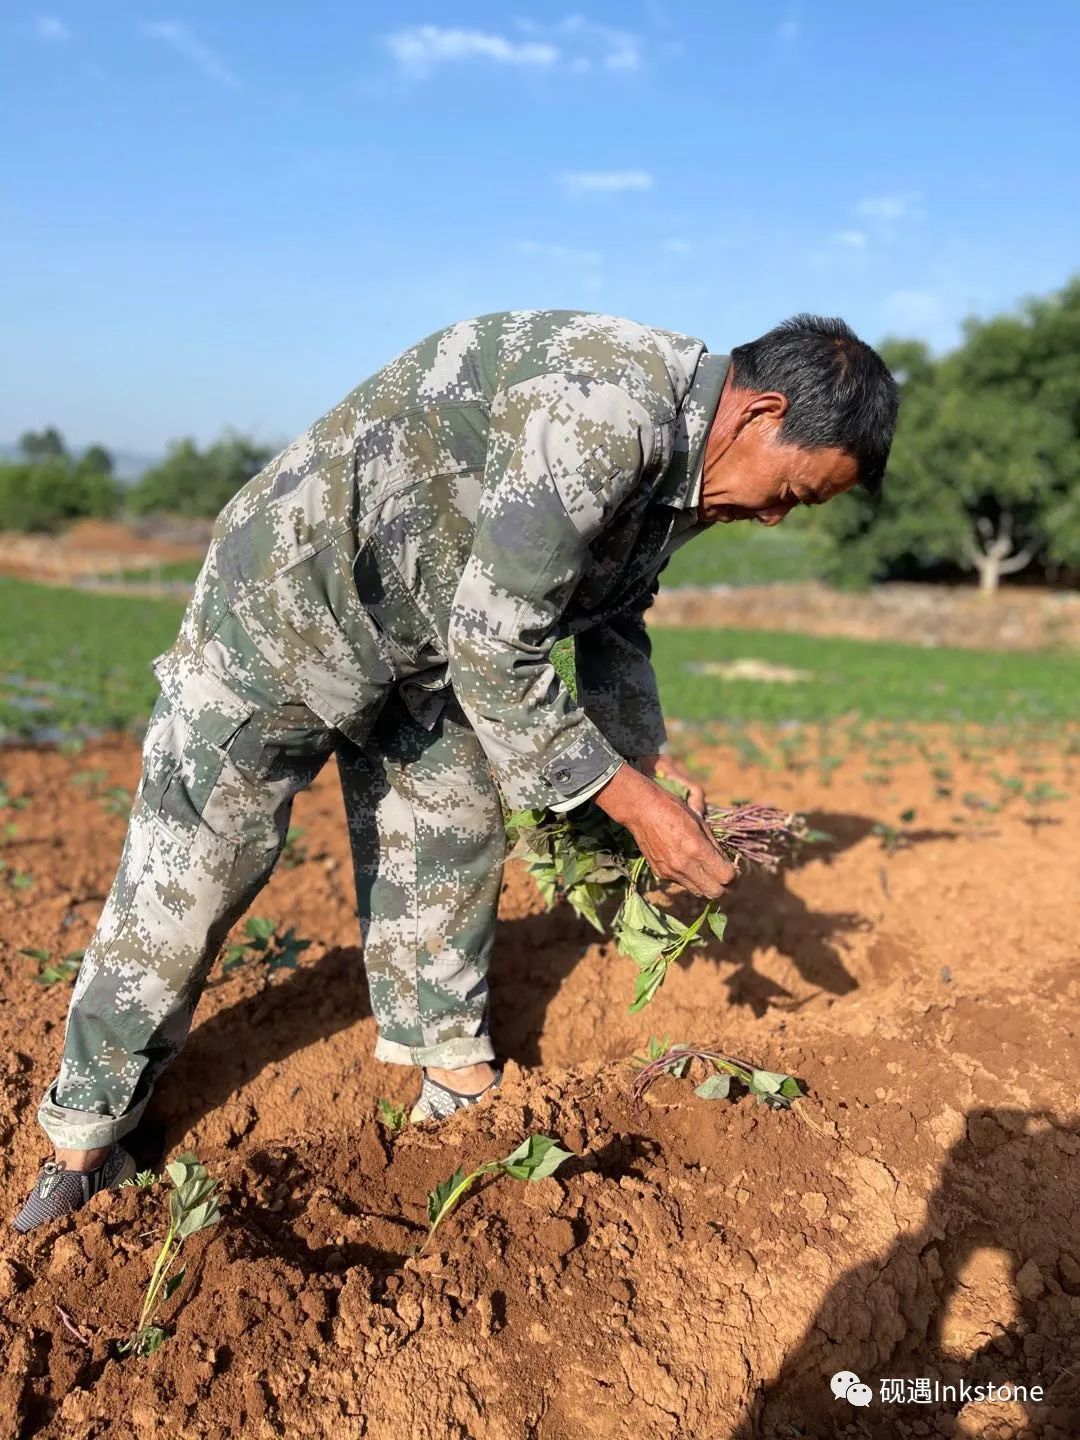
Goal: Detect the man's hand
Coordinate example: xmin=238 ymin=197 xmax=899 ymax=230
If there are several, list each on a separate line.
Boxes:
xmin=632 ymin=752 xmax=706 ymax=816
xmin=595 ymin=762 xmax=735 ymax=899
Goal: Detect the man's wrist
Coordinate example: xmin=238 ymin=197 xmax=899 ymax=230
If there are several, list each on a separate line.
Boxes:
xmin=594 ymin=761 xmax=643 ymax=825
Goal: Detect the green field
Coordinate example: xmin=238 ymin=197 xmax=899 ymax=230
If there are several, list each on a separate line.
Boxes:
xmin=1 ymin=575 xmax=1076 ymax=742
xmin=660 ymin=520 xmax=822 ymax=588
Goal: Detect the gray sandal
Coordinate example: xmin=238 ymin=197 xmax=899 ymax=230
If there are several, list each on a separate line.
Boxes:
xmin=12 ymin=1148 xmax=136 ymax=1233
xmin=409 ymin=1069 xmax=502 ymax=1123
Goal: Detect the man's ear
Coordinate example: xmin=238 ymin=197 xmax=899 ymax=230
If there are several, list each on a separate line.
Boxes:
xmin=741 ymin=391 xmax=788 ymax=426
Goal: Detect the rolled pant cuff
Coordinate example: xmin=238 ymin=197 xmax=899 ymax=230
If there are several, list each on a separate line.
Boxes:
xmin=37 ymin=1083 xmax=149 ymax=1151
xmin=374 ymin=1034 xmax=496 ymax=1068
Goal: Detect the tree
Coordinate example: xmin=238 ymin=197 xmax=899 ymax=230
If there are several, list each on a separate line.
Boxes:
xmin=79 ymin=443 xmax=114 ymax=476
xmin=127 ymin=433 xmax=275 ymax=518
xmin=18 ymin=426 xmax=67 ymax=462
xmin=812 ymin=277 xmax=1080 ymax=592
xmin=0 ymin=458 xmax=118 ymax=531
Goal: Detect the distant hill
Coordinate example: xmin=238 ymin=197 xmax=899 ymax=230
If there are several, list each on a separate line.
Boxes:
xmin=0 ymin=442 xmax=157 ymax=484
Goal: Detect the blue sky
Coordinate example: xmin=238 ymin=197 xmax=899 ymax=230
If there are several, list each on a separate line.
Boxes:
xmin=2 ymin=1 xmax=1078 ymax=454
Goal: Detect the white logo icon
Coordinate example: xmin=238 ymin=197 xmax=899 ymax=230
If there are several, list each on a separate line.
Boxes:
xmin=831 ymin=1371 xmax=873 ymax=1407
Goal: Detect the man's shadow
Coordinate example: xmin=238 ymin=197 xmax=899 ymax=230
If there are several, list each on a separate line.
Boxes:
xmin=492 ymin=812 xmax=958 ymax=1063
xmin=732 ymin=1108 xmax=1080 ymax=1438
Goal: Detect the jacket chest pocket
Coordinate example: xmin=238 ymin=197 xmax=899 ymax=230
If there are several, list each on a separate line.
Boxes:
xmin=353 ymin=533 xmax=439 ymax=665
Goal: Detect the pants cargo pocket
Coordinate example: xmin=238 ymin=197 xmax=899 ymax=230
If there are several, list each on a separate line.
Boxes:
xmin=144 ymin=659 xmax=259 ymax=847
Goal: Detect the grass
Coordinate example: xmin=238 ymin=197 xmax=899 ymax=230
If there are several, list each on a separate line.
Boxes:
xmin=650 ymin=627 xmax=1080 ymax=726
xmin=0 ymin=576 xmax=184 ymax=738
xmin=1 ymin=574 xmax=1077 ymax=741
xmin=661 ymin=520 xmax=822 ymax=588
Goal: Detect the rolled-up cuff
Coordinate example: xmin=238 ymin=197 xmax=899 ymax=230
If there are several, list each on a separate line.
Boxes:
xmin=374 ymin=1034 xmax=496 ymax=1068
xmin=37 ymin=1082 xmax=150 ymax=1151
xmin=547 ymin=761 xmax=622 ymax=813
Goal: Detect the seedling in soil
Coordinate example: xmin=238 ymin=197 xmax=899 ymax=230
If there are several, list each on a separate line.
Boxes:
xmin=101 ymin=786 xmax=132 ymax=818
xmin=872 ymin=808 xmax=917 ymax=856
xmin=119 ymin=1153 xmax=220 ymax=1357
xmin=71 ymin=768 xmax=107 ymax=791
xmin=222 ymin=917 xmax=311 ymax=981
xmin=280 ymin=825 xmax=308 ymax=869
xmin=421 ymin=1134 xmax=573 ymax=1254
xmin=507 ymin=794 xmax=813 ymax=1012
xmin=1023 ymin=782 xmax=1067 ymax=831
xmin=0 ymin=781 xmax=30 ymax=811
xmin=121 ymin=1170 xmax=163 ymax=1190
xmin=21 ymin=947 xmax=83 ymax=985
xmin=631 ymin=1043 xmax=805 ymax=1111
xmin=377 ymin=1098 xmax=407 ymax=1133
xmin=1 ymin=861 xmax=33 ymax=892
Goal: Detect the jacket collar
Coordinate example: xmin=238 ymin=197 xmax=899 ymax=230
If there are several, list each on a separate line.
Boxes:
xmin=655 ymin=351 xmax=730 ymax=511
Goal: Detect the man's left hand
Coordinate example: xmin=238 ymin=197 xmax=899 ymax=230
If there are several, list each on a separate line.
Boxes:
xmin=632 ymin=754 xmax=706 ymax=817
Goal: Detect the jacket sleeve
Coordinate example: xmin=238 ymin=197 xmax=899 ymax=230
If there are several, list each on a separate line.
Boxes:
xmin=573 ymin=573 xmax=667 ymax=761
xmin=448 ymin=372 xmax=659 ymax=811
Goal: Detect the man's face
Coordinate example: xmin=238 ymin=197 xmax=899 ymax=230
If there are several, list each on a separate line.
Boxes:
xmin=699 ymin=395 xmax=861 ymax=525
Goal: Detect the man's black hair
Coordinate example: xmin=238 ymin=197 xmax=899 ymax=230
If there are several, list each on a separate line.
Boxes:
xmin=730 ymin=315 xmax=899 ymax=494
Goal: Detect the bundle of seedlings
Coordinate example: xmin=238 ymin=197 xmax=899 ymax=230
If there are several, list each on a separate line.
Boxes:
xmin=506 ymin=785 xmax=815 ymax=1011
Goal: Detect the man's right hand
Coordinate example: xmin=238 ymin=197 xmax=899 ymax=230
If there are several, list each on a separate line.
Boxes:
xmin=594 ymin=762 xmax=737 ymax=899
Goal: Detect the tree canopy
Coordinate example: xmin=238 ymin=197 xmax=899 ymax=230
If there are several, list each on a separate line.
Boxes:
xmin=812 ymin=276 xmax=1080 ymax=591
xmin=126 ymin=434 xmax=275 ymax=518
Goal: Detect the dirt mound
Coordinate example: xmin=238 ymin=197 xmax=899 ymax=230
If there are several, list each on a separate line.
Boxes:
xmin=652 ymin=580 xmax=1080 ymax=651
xmin=0 ymin=520 xmax=206 ymax=583
xmin=1 ymin=736 xmax=1078 ymax=1438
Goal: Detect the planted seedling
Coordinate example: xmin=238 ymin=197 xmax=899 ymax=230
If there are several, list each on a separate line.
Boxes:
xmin=872 ymin=807 xmax=917 ymax=856
xmin=507 ymin=793 xmax=814 ymax=1012
xmin=101 ymin=786 xmax=132 ymax=818
xmin=222 ymin=917 xmax=310 ymax=982
xmin=120 ymin=1153 xmax=220 ymax=1357
xmin=377 ymin=1098 xmax=407 ymax=1133
xmin=421 ymin=1134 xmax=573 ymax=1254
xmin=1 ymin=861 xmax=33 ymax=892
xmin=0 ymin=781 xmax=30 ymax=811
xmin=632 ymin=1042 xmax=804 ymax=1110
xmin=280 ymin=825 xmax=308 ymax=869
xmin=1023 ymin=781 xmax=1067 ymax=831
xmin=120 ymin=1170 xmax=163 ymax=1190
xmin=21 ymin=947 xmax=83 ymax=985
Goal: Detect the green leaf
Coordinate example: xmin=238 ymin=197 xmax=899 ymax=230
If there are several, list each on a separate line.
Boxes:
xmin=500 ymin=1134 xmax=574 ymax=1181
xmin=162 ymin=1266 xmax=187 ymax=1302
xmin=377 ymin=1098 xmax=406 ymax=1132
xmin=20 ymin=946 xmax=51 ymax=961
xmin=694 ymin=1074 xmax=732 ymax=1101
xmin=165 ymin=1159 xmax=193 ymax=1189
xmin=245 ymin=916 xmax=276 ymax=940
xmin=706 ymin=909 xmax=728 ymax=942
xmin=617 ymin=929 xmax=669 ymax=970
xmin=427 ymin=1168 xmax=466 ymax=1226
xmin=136 ymin=1325 xmax=167 ymax=1356
xmin=629 ymin=961 xmax=668 ymax=1013
xmin=748 ymin=1069 xmax=804 ymax=1109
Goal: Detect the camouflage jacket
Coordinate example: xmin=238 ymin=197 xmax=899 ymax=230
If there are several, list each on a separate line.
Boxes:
xmin=208 ymin=311 xmax=728 ymax=812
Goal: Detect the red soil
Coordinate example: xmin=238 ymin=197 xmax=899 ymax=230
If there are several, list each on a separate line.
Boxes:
xmin=0 ymin=735 xmax=1077 ymax=1439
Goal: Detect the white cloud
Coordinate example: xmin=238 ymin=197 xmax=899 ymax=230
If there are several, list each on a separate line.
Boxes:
xmin=777 ymin=18 xmax=800 ymax=42
xmin=833 ymin=229 xmax=869 ymax=248
xmin=140 ymin=21 xmax=240 ymax=88
xmin=385 ymin=26 xmax=558 ymax=75
xmin=35 ymin=15 xmax=70 ymax=41
xmin=881 ymin=289 xmax=948 ymax=333
xmin=855 ymin=191 xmax=923 ymax=222
xmin=559 ymin=169 xmax=655 ymax=195
xmin=516 ymin=240 xmax=602 ymax=267
xmin=548 ymin=16 xmax=641 ymax=71
xmin=385 ymin=17 xmax=642 ymax=78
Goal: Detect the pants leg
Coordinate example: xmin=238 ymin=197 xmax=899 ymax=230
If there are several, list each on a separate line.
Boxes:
xmin=338 ymin=695 xmax=506 ymax=1069
xmin=37 ymin=673 xmax=336 ymax=1151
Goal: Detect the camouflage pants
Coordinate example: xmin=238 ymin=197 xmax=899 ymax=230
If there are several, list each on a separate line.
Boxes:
xmin=37 ymin=674 xmax=505 ymax=1151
